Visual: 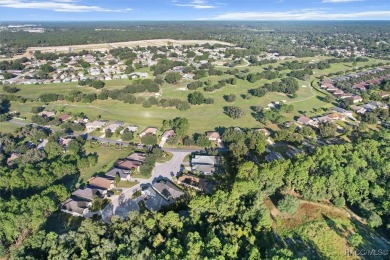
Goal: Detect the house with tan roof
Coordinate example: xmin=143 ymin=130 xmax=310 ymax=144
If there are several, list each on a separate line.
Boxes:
xmin=206 ymin=131 xmax=221 ymax=141
xmin=58 ymin=114 xmax=72 ymax=122
xmin=296 ymin=116 xmax=313 ymax=125
xmin=88 ymin=176 xmax=114 ymax=190
xmin=126 ymin=152 xmax=146 ymax=163
xmin=115 ymin=159 xmax=141 ymax=172
xmin=139 ymin=127 xmax=158 ymax=137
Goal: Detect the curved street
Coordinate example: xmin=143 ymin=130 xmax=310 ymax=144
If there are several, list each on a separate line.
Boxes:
xmin=101 ymin=150 xmax=193 ymax=222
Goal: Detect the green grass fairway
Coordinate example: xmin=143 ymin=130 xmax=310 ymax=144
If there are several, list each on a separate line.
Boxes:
xmin=1 ymin=57 xmax=387 ymax=134
xmin=0 ymin=121 xmax=24 ymax=134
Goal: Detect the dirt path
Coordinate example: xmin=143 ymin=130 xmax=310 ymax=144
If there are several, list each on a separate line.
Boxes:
xmin=10 ymin=39 xmax=232 ymax=58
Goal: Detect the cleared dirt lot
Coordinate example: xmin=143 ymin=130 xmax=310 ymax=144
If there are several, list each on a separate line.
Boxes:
xmin=15 ymin=39 xmax=232 ymax=58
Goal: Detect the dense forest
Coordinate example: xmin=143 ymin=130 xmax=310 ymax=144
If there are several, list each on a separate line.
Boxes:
xmin=1 ymin=21 xmax=390 ymax=58
xmin=1 ymin=125 xmax=389 ymax=259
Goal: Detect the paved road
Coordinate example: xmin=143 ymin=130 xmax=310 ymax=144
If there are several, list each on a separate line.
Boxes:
xmin=101 ymin=150 xmax=193 ymax=223
xmin=9 ymin=119 xmax=29 ymax=126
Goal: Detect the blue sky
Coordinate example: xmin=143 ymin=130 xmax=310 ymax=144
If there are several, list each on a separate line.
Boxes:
xmin=0 ymin=0 xmax=389 ymax=21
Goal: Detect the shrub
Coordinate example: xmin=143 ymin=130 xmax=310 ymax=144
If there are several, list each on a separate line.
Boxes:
xmin=140 ymin=133 xmax=157 ymax=145
xmin=224 ymin=106 xmax=245 ymax=119
xmin=277 ymin=195 xmax=299 ymax=215
xmin=333 ymin=197 xmax=345 ymax=208
xmin=223 ymin=94 xmax=236 ymax=102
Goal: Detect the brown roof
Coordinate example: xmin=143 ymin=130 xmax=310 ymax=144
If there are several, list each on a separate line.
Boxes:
xmin=58 ymin=114 xmax=72 ymax=121
xmin=115 ymin=159 xmax=141 ymax=170
xmin=177 ymin=174 xmax=212 ymax=193
xmin=126 ymin=152 xmax=146 ymax=163
xmin=297 ymin=116 xmax=311 ymax=124
xmin=88 ymin=177 xmax=112 ymax=190
xmin=206 ymin=131 xmax=220 ymax=140
xmin=162 ymin=129 xmax=176 ymax=139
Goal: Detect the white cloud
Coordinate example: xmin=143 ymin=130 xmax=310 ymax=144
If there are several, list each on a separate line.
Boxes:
xmin=212 ymin=10 xmax=390 ymax=20
xmin=174 ymin=0 xmax=216 ymax=9
xmin=322 ymin=0 xmax=364 ymax=2
xmin=0 ymin=0 xmax=132 ymax=12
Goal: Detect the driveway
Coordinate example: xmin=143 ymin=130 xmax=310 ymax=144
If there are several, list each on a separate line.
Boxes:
xmin=102 ymin=150 xmax=193 ymax=223
xmin=151 ymin=151 xmax=190 ymax=180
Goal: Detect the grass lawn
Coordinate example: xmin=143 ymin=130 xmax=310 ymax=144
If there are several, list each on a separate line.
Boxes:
xmin=80 ymin=143 xmax=131 ymax=183
xmin=0 ymin=121 xmax=24 ymax=134
xmin=116 ymin=180 xmax=138 ymax=188
xmin=130 ymin=171 xmax=150 ymax=179
xmin=157 ymin=151 xmax=173 ymax=163
xmin=2 ymin=57 xmax=387 ymax=134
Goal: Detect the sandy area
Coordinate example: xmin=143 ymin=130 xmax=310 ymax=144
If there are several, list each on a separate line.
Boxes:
xmin=10 ymin=39 xmax=232 ymax=59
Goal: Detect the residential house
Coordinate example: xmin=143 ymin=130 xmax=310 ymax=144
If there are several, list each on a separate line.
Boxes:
xmin=115 ymin=159 xmax=141 ymax=172
xmin=350 ymin=105 xmax=366 ymax=114
xmin=315 ymin=115 xmax=333 ymax=123
xmin=206 ymin=131 xmax=221 ymax=141
xmin=253 ymin=128 xmax=271 ymax=136
xmin=332 ymin=107 xmax=353 ymax=118
xmin=89 ymin=67 xmax=101 ymax=76
xmin=86 ymin=120 xmax=108 ymax=131
xmin=7 ymin=153 xmax=20 ymax=166
xmin=368 ymin=101 xmax=388 ymax=110
xmin=122 ymin=125 xmax=138 ymax=133
xmin=59 ymin=138 xmax=73 ymax=147
xmin=352 ymin=83 xmax=367 ymax=92
xmin=177 ymin=174 xmax=213 ymax=193
xmin=72 ymin=186 xmax=106 ymax=201
xmin=58 ymin=114 xmax=72 ymax=122
xmin=327 ymin=113 xmax=346 ymax=121
xmin=296 ymin=116 xmax=313 ymax=125
xmin=105 ymin=167 xmax=130 ymax=181
xmin=126 ymin=152 xmax=146 ymax=163
xmin=320 ymin=82 xmax=334 ymax=89
xmin=61 ymin=198 xmax=91 ymax=217
xmin=265 ymin=151 xmax=284 ymax=163
xmin=152 ymin=180 xmax=184 ymax=203
xmin=352 ymin=95 xmax=363 ymax=104
xmin=37 ymin=139 xmax=48 ymax=150
xmin=160 ymin=129 xmax=176 ymax=146
xmin=38 ymin=111 xmax=56 ymax=118
xmin=286 ymin=145 xmax=302 ymax=159
xmin=88 ymin=176 xmax=115 ymax=190
xmin=103 ymin=121 xmax=124 ymax=133
xmin=139 ymin=127 xmax=158 ymax=137
xmin=191 ymin=155 xmax=220 ymax=175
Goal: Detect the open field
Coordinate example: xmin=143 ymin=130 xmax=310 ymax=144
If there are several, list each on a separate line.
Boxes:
xmin=81 ymin=144 xmax=132 ymax=182
xmin=11 ymin=39 xmax=232 ymax=59
xmin=0 ymin=121 xmax=23 ymax=134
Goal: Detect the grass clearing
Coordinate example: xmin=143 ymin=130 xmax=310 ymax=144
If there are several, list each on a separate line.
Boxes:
xmin=116 ymin=181 xmax=138 ymax=188
xmin=0 ymin=121 xmax=24 ymax=134
xmin=2 ymin=57 xmax=387 ymax=134
xmin=81 ymin=143 xmax=131 ymax=182
xmin=270 ymin=201 xmax=389 ymax=259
